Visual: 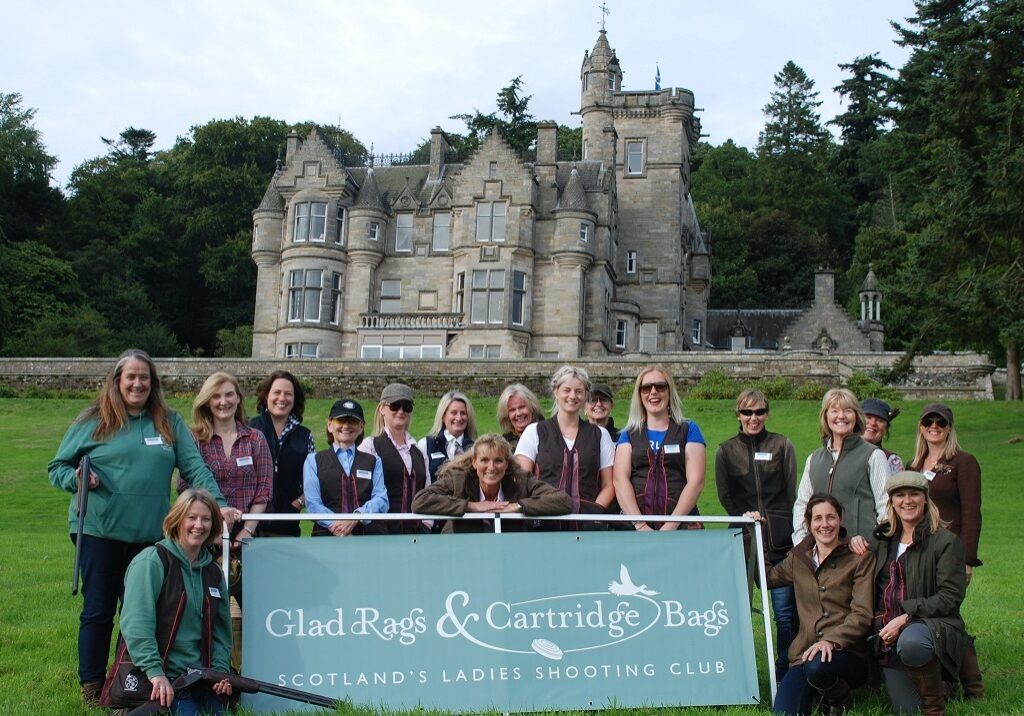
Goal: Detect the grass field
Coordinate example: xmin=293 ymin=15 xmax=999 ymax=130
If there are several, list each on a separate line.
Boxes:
xmin=0 ymin=396 xmax=1021 ymax=715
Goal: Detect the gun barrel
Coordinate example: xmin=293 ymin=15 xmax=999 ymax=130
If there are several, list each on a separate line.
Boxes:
xmin=185 ymin=667 xmax=337 ymax=707
xmin=71 ymin=454 xmax=91 ymax=595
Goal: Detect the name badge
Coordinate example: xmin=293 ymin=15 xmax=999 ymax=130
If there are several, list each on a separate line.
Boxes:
xmin=923 ymin=470 xmax=936 ymax=481
xmin=430 ymin=452 xmax=446 ymax=460
xmin=236 ymin=456 xmax=254 ymax=467
xmin=144 ymin=436 xmax=164 ymax=446
xmin=356 ymin=469 xmax=372 ymax=479
xmin=755 ymin=452 xmax=773 ymax=461
xmin=663 ymin=444 xmax=681 ymax=454
xmin=208 ymin=586 xmax=221 ymax=598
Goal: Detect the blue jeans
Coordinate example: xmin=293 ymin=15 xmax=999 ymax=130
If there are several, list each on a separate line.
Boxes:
xmin=171 ymin=686 xmax=227 ymax=715
xmin=73 ymin=533 xmax=149 ymax=684
xmin=770 ymin=577 xmax=796 ymax=679
xmin=773 ymin=650 xmax=867 ymax=715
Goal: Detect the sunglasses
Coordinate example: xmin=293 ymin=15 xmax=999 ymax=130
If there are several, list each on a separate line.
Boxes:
xmin=387 ymin=400 xmax=414 ymax=413
xmin=739 ymin=408 xmax=768 ymax=417
xmin=639 ymin=382 xmax=670 ymax=395
xmin=920 ymin=415 xmax=949 ymax=428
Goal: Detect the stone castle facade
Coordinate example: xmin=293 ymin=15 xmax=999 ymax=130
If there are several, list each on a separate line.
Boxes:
xmin=250 ymin=30 xmax=710 ymax=360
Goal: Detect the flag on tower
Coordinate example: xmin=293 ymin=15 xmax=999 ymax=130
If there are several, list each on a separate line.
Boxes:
xmin=655 ymin=64 xmax=661 ymax=90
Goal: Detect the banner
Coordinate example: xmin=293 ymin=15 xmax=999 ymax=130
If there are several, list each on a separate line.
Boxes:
xmin=243 ymin=530 xmax=759 ymax=712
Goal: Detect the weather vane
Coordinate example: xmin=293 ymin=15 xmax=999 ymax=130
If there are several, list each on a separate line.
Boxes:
xmin=599 ymin=1 xmax=610 ymax=31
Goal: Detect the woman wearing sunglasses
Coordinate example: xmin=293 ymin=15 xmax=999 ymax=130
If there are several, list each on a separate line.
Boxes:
xmin=908 ymin=403 xmax=984 ymax=700
xmin=715 ymin=389 xmax=798 ymax=681
xmin=359 ymin=383 xmax=428 ymax=534
xmin=613 ymin=365 xmax=706 ymax=531
xmin=514 ymin=365 xmax=616 ymax=528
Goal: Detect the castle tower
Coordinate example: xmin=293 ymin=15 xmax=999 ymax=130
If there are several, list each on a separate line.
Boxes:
xmin=580 ymin=31 xmax=622 ymax=164
xmin=251 ymin=172 xmax=285 ymax=358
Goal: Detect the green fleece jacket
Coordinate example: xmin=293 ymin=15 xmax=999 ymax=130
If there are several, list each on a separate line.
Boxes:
xmin=120 ymin=538 xmax=231 ymax=681
xmin=48 ymin=409 xmax=226 ymax=543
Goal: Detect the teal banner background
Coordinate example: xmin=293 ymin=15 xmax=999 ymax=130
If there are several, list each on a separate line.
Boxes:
xmin=242 ymin=530 xmax=759 ymax=712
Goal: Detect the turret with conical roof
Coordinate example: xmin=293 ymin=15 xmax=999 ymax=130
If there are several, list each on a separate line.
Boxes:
xmin=580 ymin=31 xmax=622 ymax=165
xmin=859 ymin=264 xmax=884 ymax=350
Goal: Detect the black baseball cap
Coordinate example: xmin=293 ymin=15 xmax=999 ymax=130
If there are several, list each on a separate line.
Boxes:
xmin=328 ymin=399 xmax=364 ymax=422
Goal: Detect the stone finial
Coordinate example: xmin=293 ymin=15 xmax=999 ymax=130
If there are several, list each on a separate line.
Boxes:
xmin=354 ymin=167 xmax=388 ymax=212
xmin=559 ymin=166 xmax=589 ymax=211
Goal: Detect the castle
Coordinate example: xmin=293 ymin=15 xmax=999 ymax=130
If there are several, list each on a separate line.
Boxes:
xmin=250 ymin=30 xmax=710 ymax=360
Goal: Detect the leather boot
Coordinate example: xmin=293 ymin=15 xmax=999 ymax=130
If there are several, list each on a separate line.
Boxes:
xmin=79 ymin=680 xmax=103 ymax=708
xmin=959 ymin=641 xmax=984 ymax=700
xmin=904 ymin=658 xmax=947 ymax=716
xmin=819 ymin=678 xmax=852 ymax=715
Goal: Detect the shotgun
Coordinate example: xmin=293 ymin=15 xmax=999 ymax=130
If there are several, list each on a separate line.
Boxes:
xmin=71 ymin=454 xmax=91 ymax=595
xmin=172 ymin=666 xmax=340 ymax=707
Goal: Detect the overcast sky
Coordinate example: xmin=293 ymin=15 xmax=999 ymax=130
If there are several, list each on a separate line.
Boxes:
xmin=5 ymin=0 xmax=917 ymax=187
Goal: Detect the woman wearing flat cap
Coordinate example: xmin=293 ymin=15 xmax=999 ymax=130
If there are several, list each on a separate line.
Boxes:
xmin=861 ymin=398 xmax=904 ymax=475
xmin=871 ymin=471 xmax=969 ymax=716
xmin=413 ymin=433 xmax=573 ymax=532
xmin=585 ymin=383 xmax=620 ymax=441
xmin=907 ymin=402 xmax=984 ymax=699
xmin=359 ymin=383 xmax=427 ymax=534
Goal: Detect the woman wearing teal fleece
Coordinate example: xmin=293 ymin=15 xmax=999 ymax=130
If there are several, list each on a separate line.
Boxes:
xmin=47 ymin=349 xmax=238 ymax=707
xmin=119 ymin=489 xmax=233 ymax=713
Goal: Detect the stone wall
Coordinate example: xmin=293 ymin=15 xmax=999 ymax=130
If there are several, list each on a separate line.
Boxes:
xmin=0 ymin=351 xmax=994 ymax=400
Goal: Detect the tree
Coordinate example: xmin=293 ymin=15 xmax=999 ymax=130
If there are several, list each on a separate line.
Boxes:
xmin=889 ymin=0 xmax=1024 ymax=398
xmin=451 ymin=76 xmax=538 ymax=155
xmin=756 ymin=62 xmax=854 ymax=270
xmin=0 ymin=92 xmax=63 ymax=244
xmin=758 ymin=62 xmax=830 ymax=158
xmin=101 ymin=126 xmax=157 ymax=162
xmin=829 ymin=54 xmax=895 ymax=212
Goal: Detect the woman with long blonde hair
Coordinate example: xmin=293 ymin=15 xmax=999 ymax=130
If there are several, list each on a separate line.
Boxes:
xmin=613 ymin=364 xmax=706 ymax=531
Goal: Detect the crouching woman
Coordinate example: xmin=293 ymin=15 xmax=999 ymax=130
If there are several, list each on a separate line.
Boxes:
xmin=413 ymin=433 xmax=573 ymax=532
xmin=873 ymin=471 xmax=968 ymax=716
xmin=114 ymin=489 xmax=232 ymax=714
xmin=749 ymin=493 xmax=875 ymax=715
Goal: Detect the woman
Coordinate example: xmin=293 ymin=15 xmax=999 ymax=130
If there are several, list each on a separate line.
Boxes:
xmin=908 ymin=403 xmax=984 ymax=699
xmin=182 ymin=372 xmax=272 ymax=551
xmin=613 ymin=364 xmax=706 ymax=531
xmin=872 ymin=471 xmax=968 ymax=716
xmin=305 ymin=399 xmax=388 ymax=536
xmin=416 ymin=391 xmax=478 ymax=485
xmin=861 ymin=398 xmax=904 ymax=475
xmin=359 ymin=383 xmax=427 ymax=534
xmin=715 ymin=388 xmax=797 ymax=680
xmin=515 ymin=366 xmax=616 ymax=527
xmin=115 ymin=489 xmax=233 ymax=714
xmin=48 ymin=349 xmax=236 ymax=708
xmin=413 ymin=434 xmax=573 ymax=532
xmin=249 ymin=370 xmax=316 ymax=537
xmin=748 ymin=494 xmax=874 ymax=715
xmin=792 ymin=388 xmax=889 ymax=550
xmin=497 ymin=383 xmax=544 ymax=451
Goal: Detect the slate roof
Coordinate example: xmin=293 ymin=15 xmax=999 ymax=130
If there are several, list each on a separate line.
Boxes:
xmin=706 ymin=309 xmax=803 ymax=350
xmin=558 ymin=166 xmax=590 ymax=211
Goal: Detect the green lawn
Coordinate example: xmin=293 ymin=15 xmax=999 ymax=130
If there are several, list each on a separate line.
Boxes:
xmin=1 ymin=396 xmax=1021 ymax=715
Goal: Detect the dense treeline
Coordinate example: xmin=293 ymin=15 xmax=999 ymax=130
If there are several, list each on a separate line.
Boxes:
xmin=0 ymin=1 xmax=1019 ymax=397
xmin=691 ymin=0 xmax=1022 ymax=398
